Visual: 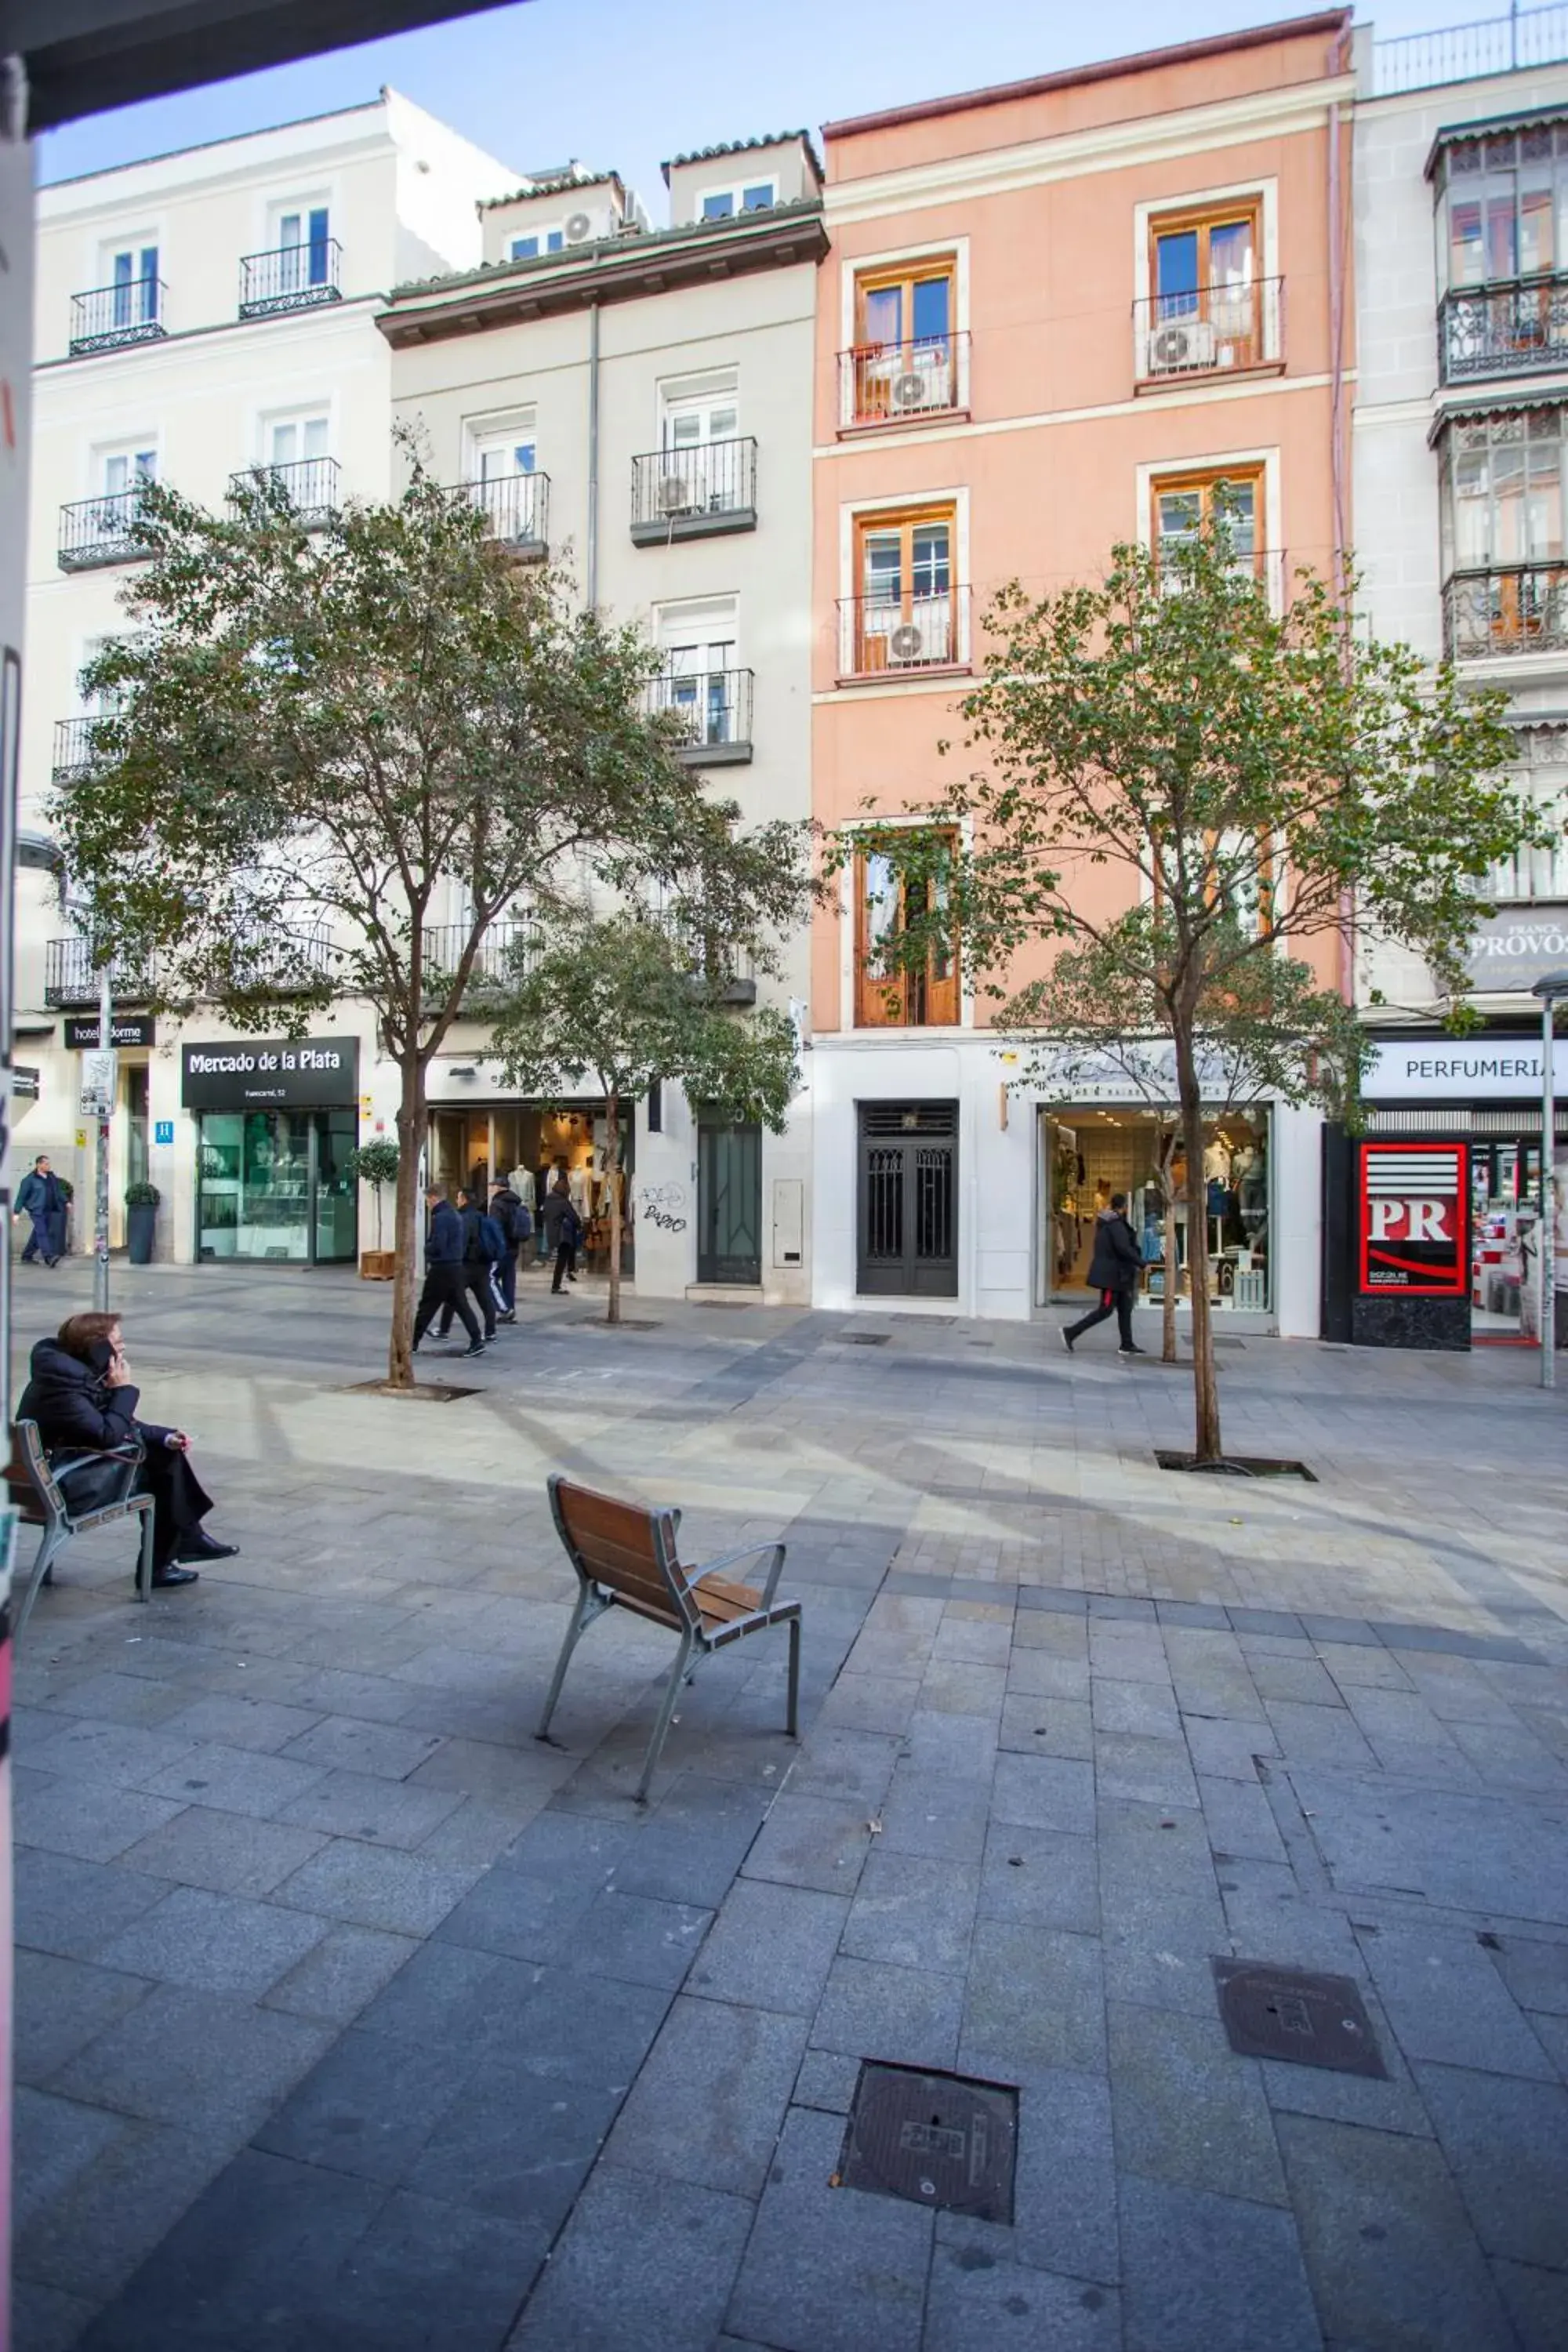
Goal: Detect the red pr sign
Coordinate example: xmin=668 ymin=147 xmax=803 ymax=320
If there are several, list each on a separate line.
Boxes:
xmin=1358 ymin=1142 xmax=1469 ymax=1295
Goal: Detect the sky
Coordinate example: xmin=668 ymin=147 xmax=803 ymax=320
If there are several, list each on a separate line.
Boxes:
xmin=36 ymin=0 xmax=1504 ymax=217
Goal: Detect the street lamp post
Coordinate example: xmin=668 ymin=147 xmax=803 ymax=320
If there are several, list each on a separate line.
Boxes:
xmin=1530 ymin=971 xmax=1568 ymax=1391
xmin=94 ymin=949 xmax=111 ymax=1312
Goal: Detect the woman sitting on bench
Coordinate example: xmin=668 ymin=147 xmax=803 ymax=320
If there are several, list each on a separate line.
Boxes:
xmin=18 ymin=1312 xmax=238 ymax=1590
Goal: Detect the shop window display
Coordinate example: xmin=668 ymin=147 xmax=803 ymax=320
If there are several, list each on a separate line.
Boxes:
xmin=426 ymin=1099 xmax=634 ymax=1276
xmin=1045 ymin=1108 xmax=1269 ymax=1311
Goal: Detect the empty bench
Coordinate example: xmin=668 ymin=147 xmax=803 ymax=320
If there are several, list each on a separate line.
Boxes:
xmin=5 ymin=1418 xmax=155 ymax=1636
xmin=539 ymin=1472 xmax=801 ymax=1803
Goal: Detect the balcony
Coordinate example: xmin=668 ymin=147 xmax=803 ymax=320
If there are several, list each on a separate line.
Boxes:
xmin=840 ymin=333 xmax=969 ymax=428
xmin=228 ymin=456 xmax=341 ymax=528
xmin=1134 ymin=280 xmax=1283 ymax=383
xmin=838 ymin=586 xmax=970 ymax=682
xmin=646 ymin=666 xmax=753 ymax=765
xmin=57 ymin=488 xmax=155 ymax=572
xmin=45 ymin=938 xmax=152 ymax=1008
xmin=422 ymin=919 xmax=539 ymax=1007
xmin=239 ymin=240 xmax=343 ymax=320
xmin=223 ymin=926 xmax=337 ymax=995
xmin=630 ymin=439 xmax=757 ymax=543
xmin=1439 ymin=277 xmax=1568 ymax=383
xmin=52 ymin=716 xmax=107 ymax=783
xmin=68 ymin=278 xmax=166 ymax=358
xmin=1443 ymin=562 xmax=1568 ymax=659
xmin=456 ymin=473 xmax=550 ymax=559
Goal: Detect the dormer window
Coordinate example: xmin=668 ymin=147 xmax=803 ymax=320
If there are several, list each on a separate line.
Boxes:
xmin=699 ymin=181 xmax=776 ymax=222
xmin=511 ymin=227 xmax=565 ymax=260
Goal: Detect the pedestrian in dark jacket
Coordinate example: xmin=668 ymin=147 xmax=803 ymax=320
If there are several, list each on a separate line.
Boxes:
xmin=488 ymin=1181 xmax=530 ymax=1320
xmin=1062 ymin=1196 xmax=1145 ymax=1356
xmin=412 ymin=1186 xmax=484 ymax=1356
xmin=542 ymin=1178 xmax=583 ymax=1295
xmin=14 ymin=1156 xmax=63 ymax=1266
xmin=17 ymin=1311 xmax=238 ymax=1587
xmin=434 ymin=1188 xmax=500 ymax=1342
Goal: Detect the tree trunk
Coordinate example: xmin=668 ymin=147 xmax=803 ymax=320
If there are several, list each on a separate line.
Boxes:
xmin=605 ymin=1091 xmax=622 ymax=1327
xmin=387 ymin=1054 xmax=427 ymax=1389
xmin=373 ymin=1185 xmax=384 ymax=1253
xmin=1174 ymin=1028 xmax=1223 ymax=1462
xmin=1161 ymin=1188 xmax=1179 ymax=1366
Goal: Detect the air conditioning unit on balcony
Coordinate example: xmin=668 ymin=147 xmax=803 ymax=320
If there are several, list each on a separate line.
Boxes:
xmin=887 ymin=622 xmax=927 ymax=664
xmin=1146 ymin=316 xmax=1215 ymax=375
xmin=890 ymin=368 xmax=932 ymax=412
xmin=658 ymin=474 xmax=699 ymax=517
xmin=564 ymin=212 xmax=594 ymax=244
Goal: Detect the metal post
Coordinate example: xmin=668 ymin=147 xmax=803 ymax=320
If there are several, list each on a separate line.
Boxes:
xmin=1532 ymin=973 xmax=1568 ymax=1389
xmin=94 ymin=953 xmax=111 ymax=1310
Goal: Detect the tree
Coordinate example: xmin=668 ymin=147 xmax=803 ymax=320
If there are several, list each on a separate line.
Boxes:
xmin=845 ymin=510 xmax=1537 ymax=1465
xmin=488 ymin=905 xmax=802 ymax=1325
xmin=53 ymin=451 xmax=753 ymax=1388
xmin=345 ymin=1138 xmax=400 ymax=1253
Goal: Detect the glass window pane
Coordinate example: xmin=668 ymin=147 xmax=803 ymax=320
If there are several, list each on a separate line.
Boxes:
xmin=912 ymin=524 xmax=951 ymax=596
xmin=863 ymin=534 xmax=902 ymax=601
xmin=1156 ymin=230 xmax=1200 ymax=307
xmin=1208 ymin=218 xmax=1254 ymax=288
xmin=911 ymin=275 xmax=951 ymax=344
xmin=546 ymin=230 xmax=564 ymax=252
xmin=742 ymin=183 xmax=773 ymax=210
xmin=1521 ymin=180 xmax=1555 ymax=274
xmin=1156 ymin=488 xmax=1203 ymax=547
xmin=863 ymin=855 xmax=898 ymax=971
xmin=1450 ymin=198 xmax=1484 ymax=285
xmin=1486 ymin=185 xmax=1518 ymax=278
xmin=511 ymin=235 xmax=539 ymax=259
xmin=702 ymin=193 xmax=734 ymax=220
xmin=709 ymin=407 xmax=738 ymax=441
xmin=303 ymin=416 xmax=329 ymax=460
xmin=862 ymin=284 xmax=902 ymax=347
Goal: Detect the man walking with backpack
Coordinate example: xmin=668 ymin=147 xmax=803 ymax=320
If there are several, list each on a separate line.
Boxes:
xmin=1062 ymin=1192 xmax=1146 ymax=1357
xmin=488 ymin=1178 xmax=531 ymax=1322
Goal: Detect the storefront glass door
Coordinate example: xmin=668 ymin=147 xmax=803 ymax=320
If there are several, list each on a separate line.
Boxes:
xmin=198 ymin=1111 xmax=358 ymax=1263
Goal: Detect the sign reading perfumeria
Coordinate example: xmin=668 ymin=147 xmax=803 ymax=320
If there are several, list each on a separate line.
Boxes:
xmin=181 ymin=1036 xmax=360 ymax=1112
xmin=1366 ymin=1038 xmax=1568 ymax=1102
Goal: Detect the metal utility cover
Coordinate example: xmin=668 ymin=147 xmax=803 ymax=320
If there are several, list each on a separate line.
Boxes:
xmin=840 ymin=2063 xmax=1018 ymax=2222
xmin=1214 ymin=1958 xmax=1387 ymax=2078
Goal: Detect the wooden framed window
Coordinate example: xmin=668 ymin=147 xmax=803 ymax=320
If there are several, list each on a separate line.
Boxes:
xmin=854 ymin=832 xmax=960 ymax=1028
xmin=1149 ymin=466 xmax=1265 ymax=584
xmin=849 ymin=503 xmax=957 ymax=673
xmin=1146 ymin=197 xmax=1263 ymax=372
xmin=850 ymin=256 xmax=958 ymax=421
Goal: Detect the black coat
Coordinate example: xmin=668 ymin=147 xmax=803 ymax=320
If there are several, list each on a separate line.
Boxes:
xmin=16 ymin=1338 xmax=168 ymax=1454
xmin=1085 ymin=1212 xmax=1140 ymax=1294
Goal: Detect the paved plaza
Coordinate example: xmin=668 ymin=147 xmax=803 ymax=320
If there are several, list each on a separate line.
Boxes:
xmin=9 ymin=1260 xmax=1568 ymax=2351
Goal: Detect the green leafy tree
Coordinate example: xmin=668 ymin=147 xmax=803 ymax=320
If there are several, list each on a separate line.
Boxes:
xmin=345 ymin=1138 xmax=401 ymax=1253
xmin=489 ymin=906 xmax=802 ymax=1326
xmin=53 ymin=451 xmax=753 ymax=1388
xmin=844 ymin=510 xmax=1535 ymax=1464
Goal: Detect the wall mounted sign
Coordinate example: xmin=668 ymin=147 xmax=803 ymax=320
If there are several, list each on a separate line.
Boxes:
xmin=65 ymin=1014 xmax=156 ymax=1049
xmin=181 ymin=1036 xmax=359 ymax=1112
xmin=1358 ymin=1142 xmax=1468 ymax=1296
xmin=1366 ymin=1037 xmax=1568 ymax=1102
xmin=154 ymin=1120 xmax=174 ymax=1145
xmin=1465 ymin=906 xmax=1568 ymax=994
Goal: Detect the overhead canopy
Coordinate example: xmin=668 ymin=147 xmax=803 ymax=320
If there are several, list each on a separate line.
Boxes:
xmin=10 ymin=0 xmax=525 ymax=131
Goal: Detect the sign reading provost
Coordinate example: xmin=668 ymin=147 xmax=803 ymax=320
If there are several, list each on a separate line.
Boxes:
xmin=1465 ymin=905 xmax=1568 ymax=994
xmin=181 ymin=1036 xmax=359 ymax=1112
xmin=1358 ymin=1142 xmax=1469 ymax=1296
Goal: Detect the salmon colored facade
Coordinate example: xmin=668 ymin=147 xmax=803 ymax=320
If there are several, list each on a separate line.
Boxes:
xmin=807 ymin=13 xmax=1355 ymax=1331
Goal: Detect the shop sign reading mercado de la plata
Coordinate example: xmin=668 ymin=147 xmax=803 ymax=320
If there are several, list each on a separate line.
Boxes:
xmin=181 ymin=1036 xmax=360 ymax=1113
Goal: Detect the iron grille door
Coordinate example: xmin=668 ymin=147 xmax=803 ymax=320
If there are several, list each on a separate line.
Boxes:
xmin=698 ymin=1119 xmax=762 ymax=1284
xmin=858 ymin=1102 xmax=958 ymax=1296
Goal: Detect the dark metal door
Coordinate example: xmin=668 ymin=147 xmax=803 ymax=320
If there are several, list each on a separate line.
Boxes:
xmin=858 ymin=1102 xmax=958 ymax=1296
xmin=698 ymin=1119 xmax=762 ymax=1284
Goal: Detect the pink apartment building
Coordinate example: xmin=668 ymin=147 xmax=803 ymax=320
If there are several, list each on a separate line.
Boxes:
xmin=807 ymin=11 xmax=1355 ymax=1335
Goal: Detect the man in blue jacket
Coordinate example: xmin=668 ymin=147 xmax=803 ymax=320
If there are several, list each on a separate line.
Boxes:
xmin=412 ymin=1184 xmax=485 ymax=1356
xmin=433 ymin=1185 xmax=501 ymax=1345
xmin=15 ymin=1155 xmax=64 ymax=1266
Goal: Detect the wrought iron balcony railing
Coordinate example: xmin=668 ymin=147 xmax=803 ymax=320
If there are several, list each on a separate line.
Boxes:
xmin=1439 ymin=276 xmax=1568 ymax=383
xmin=838 ymin=586 xmax=970 ymax=680
xmin=57 ymin=487 xmax=156 ymax=572
xmin=645 ymin=666 xmax=754 ymax=763
xmin=1443 ymin=561 xmax=1568 ymax=658
xmin=840 ymin=332 xmax=970 ymax=426
xmin=239 ymin=239 xmax=343 ymax=319
xmin=68 ymin=278 xmax=166 ymax=357
xmin=52 ymin=716 xmax=107 ymax=783
xmin=45 ymin=938 xmax=153 ymax=1007
xmin=1373 ymin=2 xmax=1568 ymax=94
xmin=228 ymin=456 xmax=341 ymax=527
xmin=456 ymin=472 xmax=550 ymax=556
xmin=1134 ymin=279 xmax=1283 ymax=381
xmin=222 ymin=927 xmax=337 ymax=993
xmin=422 ymin=919 xmax=540 ymax=1001
xmin=630 ymin=438 xmax=757 ymax=542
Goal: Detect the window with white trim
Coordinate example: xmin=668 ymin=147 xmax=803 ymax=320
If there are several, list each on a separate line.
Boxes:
xmin=655 ymin=597 xmax=740 ymax=749
xmin=511 ymin=226 xmax=565 ymax=259
xmin=267 ymin=200 xmax=332 ymax=291
xmin=97 ymin=236 xmax=159 ymax=329
xmin=699 ymin=180 xmax=775 ymax=221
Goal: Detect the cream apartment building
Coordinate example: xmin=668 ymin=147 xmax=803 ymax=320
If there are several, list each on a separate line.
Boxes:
xmin=381 ymin=136 xmax=826 ymax=1304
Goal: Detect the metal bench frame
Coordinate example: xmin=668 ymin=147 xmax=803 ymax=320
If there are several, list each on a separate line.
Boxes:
xmin=10 ymin=1417 xmax=154 ymax=1636
xmin=539 ymin=1471 xmax=801 ymax=1803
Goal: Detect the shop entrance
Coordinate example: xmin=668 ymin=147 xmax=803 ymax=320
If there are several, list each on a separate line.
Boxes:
xmin=426 ymin=1098 xmax=634 ymax=1276
xmin=857 ymin=1102 xmax=958 ymax=1298
xmin=197 ymin=1109 xmax=358 ymax=1263
xmin=1042 ymin=1105 xmax=1270 ymax=1314
xmin=697 ymin=1118 xmax=761 ymax=1285
xmin=1471 ymin=1131 xmax=1544 ymax=1336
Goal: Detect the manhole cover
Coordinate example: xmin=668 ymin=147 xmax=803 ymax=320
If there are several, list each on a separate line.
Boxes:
xmin=1214 ymin=1959 xmax=1386 ymax=2077
xmin=839 ymin=2063 xmax=1018 ymax=2221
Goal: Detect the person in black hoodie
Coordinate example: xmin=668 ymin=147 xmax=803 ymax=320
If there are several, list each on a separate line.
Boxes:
xmin=18 ymin=1311 xmax=238 ymax=1588
xmin=432 ymin=1186 xmax=500 ymax=1345
xmin=488 ymin=1179 xmax=529 ymax=1321
xmin=1062 ymin=1193 xmax=1146 ymax=1357
xmin=412 ymin=1185 xmax=484 ymax=1356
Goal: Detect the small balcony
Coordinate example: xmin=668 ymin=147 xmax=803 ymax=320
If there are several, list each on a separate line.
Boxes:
xmin=422 ymin=918 xmax=539 ymax=1007
xmin=456 ymin=472 xmax=550 ymax=559
xmin=840 ymin=333 xmax=969 ymax=428
xmin=630 ymin=439 xmax=757 ymax=543
xmin=228 ymin=456 xmax=341 ymax=528
xmin=646 ymin=666 xmax=753 ymax=765
xmin=1439 ymin=276 xmax=1568 ymax=383
xmin=239 ymin=240 xmax=343 ymax=320
xmin=52 ymin=716 xmax=106 ymax=784
xmin=1134 ymin=280 xmax=1283 ymax=383
xmin=224 ymin=925 xmax=337 ymax=995
xmin=45 ymin=938 xmax=152 ymax=1008
xmin=57 ymin=487 xmax=155 ymax=572
xmin=68 ymin=278 xmax=166 ymax=358
xmin=1443 ymin=563 xmax=1568 ymax=659
xmin=837 ymin=586 xmax=970 ymax=682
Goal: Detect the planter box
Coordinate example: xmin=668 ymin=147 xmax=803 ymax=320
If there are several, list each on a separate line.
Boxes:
xmin=127 ymin=1203 xmax=158 ymax=1265
xmin=360 ymin=1250 xmax=397 ymax=1282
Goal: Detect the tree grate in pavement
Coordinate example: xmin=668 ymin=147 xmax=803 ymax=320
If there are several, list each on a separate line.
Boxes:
xmin=838 ymin=2063 xmax=1018 ymax=2223
xmin=1213 ymin=1958 xmax=1387 ymax=2077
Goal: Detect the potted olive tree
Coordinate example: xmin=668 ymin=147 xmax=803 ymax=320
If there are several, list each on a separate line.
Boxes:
xmin=125 ymin=1180 xmax=160 ymax=1265
xmin=347 ymin=1140 xmax=400 ymax=1280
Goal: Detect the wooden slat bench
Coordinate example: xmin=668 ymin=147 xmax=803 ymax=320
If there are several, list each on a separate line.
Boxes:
xmin=539 ymin=1472 xmax=801 ymax=1803
xmin=5 ymin=1418 xmax=155 ymax=1636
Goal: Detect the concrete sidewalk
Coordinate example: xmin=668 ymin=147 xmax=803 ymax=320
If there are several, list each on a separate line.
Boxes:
xmin=9 ymin=1271 xmax=1568 ymax=2350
